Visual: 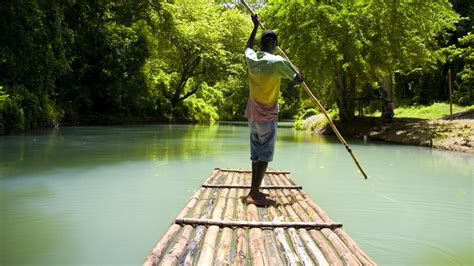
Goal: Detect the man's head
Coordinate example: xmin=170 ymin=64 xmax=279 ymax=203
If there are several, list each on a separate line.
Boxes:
xmin=260 ymin=30 xmax=278 ymax=53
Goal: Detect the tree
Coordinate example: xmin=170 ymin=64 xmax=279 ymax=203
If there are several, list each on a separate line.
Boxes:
xmin=261 ymin=0 xmax=459 ymax=121
xmin=56 ymin=1 xmax=158 ymax=121
xmin=145 ymin=0 xmax=250 ymax=121
xmin=0 ymin=1 xmax=73 ymax=130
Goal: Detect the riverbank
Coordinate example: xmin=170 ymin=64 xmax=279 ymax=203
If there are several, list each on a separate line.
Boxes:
xmin=307 ymin=110 xmax=474 ymax=153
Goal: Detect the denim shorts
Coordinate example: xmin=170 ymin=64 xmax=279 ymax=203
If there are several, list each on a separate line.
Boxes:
xmin=249 ymin=120 xmax=277 ymax=162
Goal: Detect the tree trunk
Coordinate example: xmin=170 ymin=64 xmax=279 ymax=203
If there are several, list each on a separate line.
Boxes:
xmin=170 ymin=55 xmax=201 ymax=105
xmin=383 ymin=75 xmax=393 ymax=101
xmin=334 ymin=67 xmax=355 ymax=122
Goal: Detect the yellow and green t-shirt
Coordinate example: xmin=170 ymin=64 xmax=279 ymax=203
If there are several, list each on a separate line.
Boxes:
xmin=245 ymin=48 xmax=297 ymax=105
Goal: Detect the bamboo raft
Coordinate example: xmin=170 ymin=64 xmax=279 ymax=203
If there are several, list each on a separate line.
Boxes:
xmin=144 ymin=168 xmax=376 ymax=265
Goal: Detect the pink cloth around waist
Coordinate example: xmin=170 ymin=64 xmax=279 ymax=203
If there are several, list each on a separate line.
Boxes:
xmin=244 ymin=98 xmax=278 ymax=123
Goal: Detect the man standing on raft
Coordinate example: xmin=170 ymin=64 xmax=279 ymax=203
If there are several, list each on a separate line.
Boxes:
xmin=245 ymin=14 xmax=303 ymax=206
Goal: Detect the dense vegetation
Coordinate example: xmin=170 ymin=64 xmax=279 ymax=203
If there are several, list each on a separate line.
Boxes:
xmin=0 ymin=0 xmax=472 ymax=134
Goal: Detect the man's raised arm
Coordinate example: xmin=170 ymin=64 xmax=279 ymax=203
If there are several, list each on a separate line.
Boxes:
xmin=246 ymin=14 xmax=260 ymax=49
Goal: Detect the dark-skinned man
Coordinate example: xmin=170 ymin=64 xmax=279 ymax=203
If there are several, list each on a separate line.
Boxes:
xmin=245 ymin=14 xmax=303 ymax=206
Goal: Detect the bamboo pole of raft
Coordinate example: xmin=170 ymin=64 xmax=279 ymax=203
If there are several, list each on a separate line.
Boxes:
xmin=233 ymin=176 xmax=249 ymax=265
xmin=204 ymin=169 xmax=220 ymax=185
xmin=284 ymin=188 xmax=343 ymax=265
xmin=260 ymin=180 xmax=287 ymax=265
xmin=143 ymin=186 xmax=206 ymax=266
xmin=258 ymin=193 xmax=285 ymax=265
xmin=264 ymin=177 xmax=299 ymax=265
xmin=282 ymin=183 xmax=360 ymax=265
xmin=159 ymin=185 xmax=215 ymax=265
xmin=143 ymin=170 xmax=219 ymax=265
xmin=276 ymin=173 xmax=293 ymax=187
xmin=202 ymin=184 xmax=302 ymax=189
xmin=270 ymin=176 xmax=315 ymax=266
xmin=276 ymin=189 xmax=332 ymax=265
xmin=160 ymin=171 xmax=225 ymax=265
xmin=275 ymin=177 xmax=330 ymax=266
xmin=196 ymin=173 xmax=232 ymax=265
xmin=215 ymin=168 xmax=290 ymax=174
xmin=298 ymin=190 xmax=333 ymax=223
xmin=333 ymin=228 xmax=376 ymax=265
xmin=278 ymin=178 xmax=350 ymax=265
xmin=271 ymin=174 xmax=340 ymax=266
xmin=290 ymin=180 xmax=374 ymax=264
xmin=215 ymin=173 xmax=237 ymax=265
xmin=174 ymin=218 xmax=342 ymax=229
xmin=247 ymin=202 xmax=270 ymax=265
xmin=240 ymin=0 xmax=368 ymax=180
xmin=178 ymin=173 xmax=228 ymax=265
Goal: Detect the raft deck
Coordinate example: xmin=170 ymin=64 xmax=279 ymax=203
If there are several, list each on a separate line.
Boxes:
xmin=144 ymin=168 xmax=376 ymax=265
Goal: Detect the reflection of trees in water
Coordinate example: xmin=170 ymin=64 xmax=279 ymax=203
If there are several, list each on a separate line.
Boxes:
xmin=424 ymin=149 xmax=474 ymax=177
xmin=0 ymin=125 xmax=228 ymax=178
xmin=144 ymin=124 xmax=223 ymax=161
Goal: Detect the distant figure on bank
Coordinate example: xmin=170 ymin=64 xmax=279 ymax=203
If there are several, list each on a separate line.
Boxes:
xmin=244 ymin=14 xmax=303 ymax=206
xmin=381 ymin=101 xmax=395 ymax=123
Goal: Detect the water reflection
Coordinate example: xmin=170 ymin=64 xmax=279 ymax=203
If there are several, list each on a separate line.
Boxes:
xmin=0 ymin=125 xmax=239 ymax=178
xmin=0 ymin=124 xmax=472 ymax=265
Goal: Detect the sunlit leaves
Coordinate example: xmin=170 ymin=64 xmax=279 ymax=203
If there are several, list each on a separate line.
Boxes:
xmin=261 ymin=0 xmax=459 ymax=120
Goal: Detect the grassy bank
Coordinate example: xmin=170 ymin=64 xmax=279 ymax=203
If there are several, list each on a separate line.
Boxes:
xmin=299 ymin=103 xmax=473 ymax=153
xmin=369 ymin=103 xmax=474 ymax=119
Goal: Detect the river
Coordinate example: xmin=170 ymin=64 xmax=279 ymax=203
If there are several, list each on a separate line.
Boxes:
xmin=1 ymin=124 xmax=472 ymax=265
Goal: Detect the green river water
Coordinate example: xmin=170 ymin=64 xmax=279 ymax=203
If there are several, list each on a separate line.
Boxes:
xmin=0 ymin=124 xmax=472 ymax=265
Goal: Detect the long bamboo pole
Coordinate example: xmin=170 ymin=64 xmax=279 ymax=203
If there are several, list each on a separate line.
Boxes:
xmin=174 ymin=218 xmax=342 ymax=229
xmin=143 ymin=170 xmax=220 ymax=265
xmin=334 ymin=228 xmax=376 ymax=265
xmin=159 ymin=187 xmax=214 ymax=265
xmin=266 ymin=212 xmax=299 ymax=264
xmin=247 ymin=203 xmax=270 ymax=266
xmin=284 ymin=173 xmax=374 ymax=264
xmin=240 ymin=0 xmax=368 ymax=180
xmin=276 ymin=185 xmax=329 ymax=266
xmin=258 ymin=197 xmax=285 ymax=265
xmin=178 ymin=173 xmax=227 ymax=265
xmin=202 ymin=184 xmax=302 ymax=189
xmin=286 ymin=186 xmax=360 ymax=264
xmin=215 ymin=168 xmax=290 ymax=174
xmin=196 ymin=177 xmax=231 ymax=265
xmin=143 ymin=187 xmax=205 ymax=266
xmin=265 ymin=176 xmax=300 ymax=265
xmin=271 ymin=176 xmax=317 ymax=265
xmin=233 ymin=176 xmax=249 ymax=265
xmin=215 ymin=174 xmax=237 ymax=265
xmin=272 ymin=175 xmax=341 ymax=265
xmin=284 ymin=188 xmax=343 ymax=265
xmin=289 ymin=177 xmax=374 ymax=264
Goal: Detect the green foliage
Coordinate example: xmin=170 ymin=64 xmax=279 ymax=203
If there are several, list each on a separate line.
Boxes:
xmin=293 ymin=107 xmax=338 ymax=131
xmin=0 ymin=1 xmax=72 ymax=132
xmin=447 ymin=33 xmax=474 ymax=105
xmin=57 ymin=1 xmax=155 ymax=118
xmin=0 ymin=86 xmax=24 ymax=134
xmin=261 ymin=0 xmax=459 ymax=121
xmin=392 ymin=0 xmax=473 ymax=107
xmin=144 ymin=0 xmax=249 ymax=121
xmin=0 ymin=0 xmax=469 ymax=134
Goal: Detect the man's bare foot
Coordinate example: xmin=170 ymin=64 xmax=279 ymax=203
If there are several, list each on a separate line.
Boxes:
xmin=246 ymin=194 xmax=276 ymax=207
xmin=257 ymin=191 xmax=269 ymax=198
